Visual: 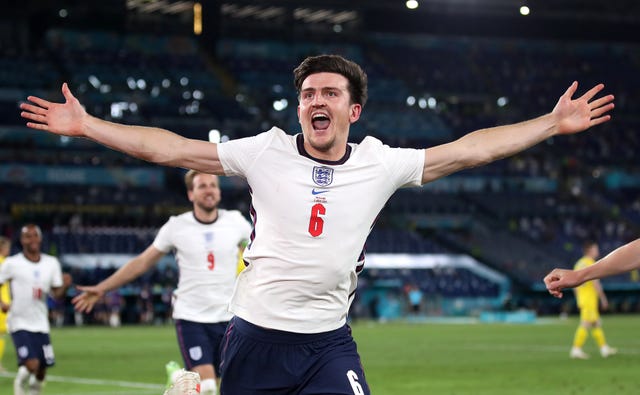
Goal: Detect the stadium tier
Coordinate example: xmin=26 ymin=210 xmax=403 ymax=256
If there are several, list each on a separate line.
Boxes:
xmin=2 ymin=8 xmax=640 ymax=322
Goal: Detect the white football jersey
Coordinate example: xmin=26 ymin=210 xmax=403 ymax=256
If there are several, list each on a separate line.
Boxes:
xmin=153 ymin=210 xmax=251 ymax=323
xmin=0 ymin=252 xmax=63 ymax=333
xmin=218 ymin=127 xmax=424 ymax=333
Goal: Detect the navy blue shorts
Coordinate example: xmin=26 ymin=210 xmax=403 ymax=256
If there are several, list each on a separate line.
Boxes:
xmin=11 ymin=330 xmax=56 ymax=367
xmin=220 ymin=317 xmax=370 ymax=395
xmin=175 ymin=319 xmax=229 ymax=375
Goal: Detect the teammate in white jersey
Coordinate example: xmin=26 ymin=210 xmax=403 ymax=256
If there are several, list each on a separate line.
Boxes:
xmin=20 ymin=54 xmax=614 ymax=394
xmin=0 ymin=224 xmax=71 ymax=395
xmin=71 ymin=170 xmax=251 ymax=395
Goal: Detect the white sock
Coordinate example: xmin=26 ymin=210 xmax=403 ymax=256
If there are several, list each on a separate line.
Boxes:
xmin=28 ymin=375 xmax=44 ymax=395
xmin=200 ymin=378 xmax=217 ymax=395
xmin=14 ymin=366 xmax=30 ymax=395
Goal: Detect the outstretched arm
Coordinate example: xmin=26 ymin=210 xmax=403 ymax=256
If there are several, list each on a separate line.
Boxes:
xmin=72 ymin=245 xmax=165 ymax=313
xmin=422 ymin=82 xmax=614 ymax=183
xmin=20 ymin=83 xmax=225 ymax=175
xmin=544 ymin=238 xmax=640 ymax=298
xmin=50 ymin=272 xmax=73 ymax=300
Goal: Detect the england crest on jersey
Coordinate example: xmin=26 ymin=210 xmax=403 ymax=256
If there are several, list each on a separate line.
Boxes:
xmin=312 ymin=166 xmax=334 ymax=187
xmin=203 ymin=231 xmax=214 ymax=249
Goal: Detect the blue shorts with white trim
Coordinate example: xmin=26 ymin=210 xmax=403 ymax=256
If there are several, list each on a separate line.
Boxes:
xmin=11 ymin=330 xmax=55 ymax=368
xmin=175 ymin=319 xmax=229 ymax=376
xmin=220 ymin=316 xmax=370 ymax=395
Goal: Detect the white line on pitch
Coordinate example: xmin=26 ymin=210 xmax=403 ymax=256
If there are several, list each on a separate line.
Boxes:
xmin=0 ymin=371 xmax=164 ymax=390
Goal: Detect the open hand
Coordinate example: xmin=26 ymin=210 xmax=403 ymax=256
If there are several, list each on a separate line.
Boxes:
xmin=552 ymin=82 xmax=614 ymax=136
xmin=71 ymin=285 xmax=106 ymax=313
xmin=20 ymin=83 xmax=88 ymax=137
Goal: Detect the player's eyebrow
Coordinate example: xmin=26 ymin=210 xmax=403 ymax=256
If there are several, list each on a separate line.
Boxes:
xmin=301 ymin=86 xmax=345 ymax=93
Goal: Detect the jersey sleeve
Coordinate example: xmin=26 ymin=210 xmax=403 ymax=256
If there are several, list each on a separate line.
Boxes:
xmin=0 ymin=258 xmax=12 ymax=284
xmin=380 ymin=144 xmax=425 ymax=189
xmin=152 ymin=218 xmax=175 ymax=253
xmin=51 ymin=257 xmax=64 ymax=288
xmin=216 ymin=129 xmax=277 ymax=177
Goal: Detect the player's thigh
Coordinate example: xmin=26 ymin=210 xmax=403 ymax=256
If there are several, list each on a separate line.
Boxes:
xmin=219 ymin=325 xmax=297 ymax=395
xmin=219 ymin=342 xmax=369 ymax=395
xmin=175 ymin=320 xmax=216 ymax=370
xmin=579 ymin=305 xmax=599 ymax=322
xmin=301 ymin=353 xmax=370 ymax=395
xmin=205 ymin=321 xmax=229 ymax=375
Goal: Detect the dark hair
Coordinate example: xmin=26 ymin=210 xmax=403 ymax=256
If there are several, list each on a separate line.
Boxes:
xmin=293 ymin=54 xmax=368 ymax=107
xmin=21 ymin=223 xmax=42 ymax=238
xmin=582 ymin=239 xmax=597 ymax=252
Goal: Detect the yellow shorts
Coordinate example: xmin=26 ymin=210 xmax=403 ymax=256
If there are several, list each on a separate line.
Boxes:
xmin=579 ymin=304 xmax=600 ymax=322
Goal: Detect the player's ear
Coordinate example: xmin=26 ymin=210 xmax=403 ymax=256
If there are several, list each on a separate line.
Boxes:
xmin=349 ymin=103 xmax=362 ymax=123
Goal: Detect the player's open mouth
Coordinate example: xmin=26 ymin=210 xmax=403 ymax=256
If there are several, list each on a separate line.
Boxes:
xmin=312 ymin=113 xmax=330 ymax=131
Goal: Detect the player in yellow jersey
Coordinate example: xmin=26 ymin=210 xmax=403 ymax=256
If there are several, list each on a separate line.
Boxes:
xmin=546 ymin=238 xmax=640 ymax=292
xmin=0 ymin=236 xmax=11 ymax=373
xmin=570 ymin=240 xmax=617 ymax=359
xmin=236 ymin=240 xmax=249 ymax=275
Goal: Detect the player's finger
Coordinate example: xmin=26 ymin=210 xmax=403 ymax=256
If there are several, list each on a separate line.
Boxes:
xmin=25 ymin=95 xmax=51 ymax=109
xmin=549 ymin=290 xmax=563 ymax=298
xmin=21 ymin=112 xmax=46 ymax=123
xmin=75 ymin=300 xmax=93 ymax=313
xmin=62 ymin=82 xmax=74 ymax=102
xmin=580 ymin=83 xmax=605 ymax=102
xmin=590 ymin=103 xmax=614 ymax=120
xmin=71 ymin=292 xmax=86 ymax=303
xmin=25 ymin=121 xmax=50 ymax=131
xmin=590 ymin=115 xmax=612 ymax=127
xmin=20 ymin=102 xmax=48 ymax=115
xmin=543 ymin=273 xmax=558 ymax=285
xmin=589 ymin=94 xmax=614 ymax=110
xmin=562 ymin=81 xmax=578 ymax=98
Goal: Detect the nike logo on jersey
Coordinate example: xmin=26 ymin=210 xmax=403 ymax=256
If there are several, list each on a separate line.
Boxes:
xmin=311 ymin=188 xmax=329 ymax=195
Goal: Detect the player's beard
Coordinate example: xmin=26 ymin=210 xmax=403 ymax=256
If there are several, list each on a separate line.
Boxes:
xmin=305 ymin=123 xmax=340 ymax=155
xmin=23 ymin=242 xmax=42 ymax=260
xmin=309 ymin=135 xmax=335 ymax=153
xmin=196 ymin=200 xmax=217 ymax=214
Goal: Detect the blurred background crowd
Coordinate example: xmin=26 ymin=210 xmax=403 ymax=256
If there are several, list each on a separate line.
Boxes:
xmin=2 ymin=0 xmax=640 ymax=325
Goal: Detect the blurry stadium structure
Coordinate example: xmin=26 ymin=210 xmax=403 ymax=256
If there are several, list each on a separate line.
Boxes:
xmin=2 ymin=0 xmax=640 ymax=324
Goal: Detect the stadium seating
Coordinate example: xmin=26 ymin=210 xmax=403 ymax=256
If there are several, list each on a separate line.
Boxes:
xmin=3 ymin=25 xmax=640 ymax=321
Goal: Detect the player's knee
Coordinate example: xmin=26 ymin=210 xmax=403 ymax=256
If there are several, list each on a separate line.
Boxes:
xmin=24 ymin=359 xmax=40 ymax=373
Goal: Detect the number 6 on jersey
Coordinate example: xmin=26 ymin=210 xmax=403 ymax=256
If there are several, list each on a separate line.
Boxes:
xmin=308 ymin=203 xmax=326 ymax=237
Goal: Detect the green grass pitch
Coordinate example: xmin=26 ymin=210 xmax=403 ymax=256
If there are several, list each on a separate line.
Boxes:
xmin=1 ymin=315 xmax=639 ymax=394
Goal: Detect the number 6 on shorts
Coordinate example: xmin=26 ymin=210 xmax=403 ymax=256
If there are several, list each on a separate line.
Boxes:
xmin=347 ymin=370 xmax=365 ymax=395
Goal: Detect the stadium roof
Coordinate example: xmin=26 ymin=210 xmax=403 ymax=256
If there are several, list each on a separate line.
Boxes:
xmin=10 ymin=0 xmax=640 ymax=42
